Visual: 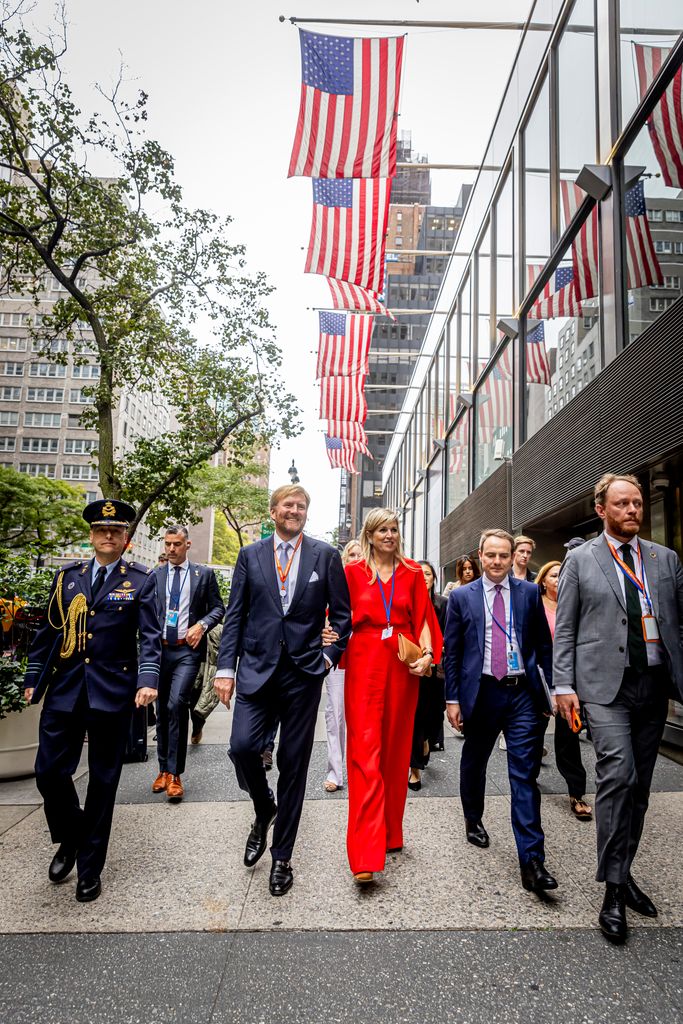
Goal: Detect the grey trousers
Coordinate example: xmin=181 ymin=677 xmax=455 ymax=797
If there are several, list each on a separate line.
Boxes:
xmin=584 ymin=666 xmax=669 ymax=884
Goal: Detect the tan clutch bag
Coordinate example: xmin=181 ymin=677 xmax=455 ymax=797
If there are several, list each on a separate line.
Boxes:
xmin=397 ymin=633 xmax=422 ymax=665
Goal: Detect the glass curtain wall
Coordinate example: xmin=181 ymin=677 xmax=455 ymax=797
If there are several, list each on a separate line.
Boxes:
xmin=619 ymin=2 xmax=683 ymax=130
xmin=475 ymin=343 xmax=513 ymax=487
xmin=524 ymin=75 xmax=552 ymax=288
xmin=446 ymin=411 xmax=469 ymax=514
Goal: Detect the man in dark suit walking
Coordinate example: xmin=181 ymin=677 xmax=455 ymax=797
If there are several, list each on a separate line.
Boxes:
xmin=214 ymin=484 xmax=351 ymax=896
xmin=555 ymin=473 xmax=683 ymax=943
xmin=24 ymin=499 xmax=161 ymax=903
xmin=152 ymin=525 xmax=224 ymax=802
xmin=443 ymin=528 xmax=557 ymax=895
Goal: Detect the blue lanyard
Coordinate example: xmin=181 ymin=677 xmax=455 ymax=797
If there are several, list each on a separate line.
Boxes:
xmin=167 ymin=564 xmax=190 ymax=608
xmin=483 ymin=585 xmax=514 ymax=647
xmin=376 ymin=565 xmax=396 ymax=628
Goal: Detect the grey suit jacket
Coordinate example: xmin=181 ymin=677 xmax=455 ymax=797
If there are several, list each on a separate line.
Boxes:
xmin=554 ymin=533 xmax=683 ymax=704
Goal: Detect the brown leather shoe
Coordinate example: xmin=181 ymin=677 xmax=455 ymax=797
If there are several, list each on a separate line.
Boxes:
xmin=152 ymin=771 xmax=169 ymax=794
xmin=166 ymin=775 xmax=184 ymax=802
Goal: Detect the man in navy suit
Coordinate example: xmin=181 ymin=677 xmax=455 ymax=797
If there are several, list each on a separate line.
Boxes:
xmin=443 ymin=528 xmax=557 ymax=895
xmin=214 ymin=484 xmax=351 ymax=896
xmin=24 ymin=499 xmax=161 ymax=903
xmin=152 ymin=525 xmax=225 ymax=802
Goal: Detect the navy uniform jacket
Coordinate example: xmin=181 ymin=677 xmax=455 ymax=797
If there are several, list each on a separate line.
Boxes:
xmin=24 ymin=558 xmax=162 ymax=714
xmin=153 ymin=561 xmax=225 ymax=655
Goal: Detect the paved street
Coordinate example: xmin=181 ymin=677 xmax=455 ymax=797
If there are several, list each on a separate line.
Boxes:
xmin=1 ymin=704 xmax=682 ymax=1023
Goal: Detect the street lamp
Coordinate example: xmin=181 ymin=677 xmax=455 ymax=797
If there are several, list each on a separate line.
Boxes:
xmin=288 ymin=459 xmax=300 ymax=484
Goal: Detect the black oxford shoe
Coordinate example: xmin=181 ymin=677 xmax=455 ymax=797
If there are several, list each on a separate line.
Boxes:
xmin=48 ymin=844 xmax=77 ymax=884
xmin=624 ymin=874 xmax=657 ymax=917
xmin=465 ymin=819 xmax=490 ymax=849
xmin=599 ymin=883 xmax=627 ymax=943
xmin=75 ymin=876 xmax=102 ymax=903
xmin=244 ymin=803 xmax=277 ymax=868
xmin=269 ymin=859 xmax=293 ymax=897
xmin=520 ymin=857 xmax=558 ymax=894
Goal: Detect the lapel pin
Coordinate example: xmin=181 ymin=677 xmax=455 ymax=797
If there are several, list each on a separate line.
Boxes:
xmin=195 ymin=570 xmax=200 ymax=576
xmin=81 ymin=566 xmax=87 ymax=575
xmin=650 ymin=551 xmax=656 ymax=558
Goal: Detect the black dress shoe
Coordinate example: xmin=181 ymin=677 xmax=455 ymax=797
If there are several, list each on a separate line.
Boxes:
xmin=624 ymin=874 xmax=657 ymax=917
xmin=48 ymin=844 xmax=77 ymax=884
xmin=599 ymin=883 xmax=627 ymax=943
xmin=520 ymin=857 xmax=558 ymax=893
xmin=244 ymin=803 xmax=277 ymax=867
xmin=269 ymin=859 xmax=293 ymax=896
xmin=75 ymin=876 xmax=101 ymax=903
xmin=465 ymin=820 xmax=490 ymax=848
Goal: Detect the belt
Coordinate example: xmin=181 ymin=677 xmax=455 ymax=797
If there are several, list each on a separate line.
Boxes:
xmin=162 ymin=638 xmax=187 ymax=647
xmin=481 ymin=673 xmax=526 ymax=687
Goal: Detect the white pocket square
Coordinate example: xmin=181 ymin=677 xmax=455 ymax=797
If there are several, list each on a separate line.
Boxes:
xmin=308 ymin=571 xmax=319 ymax=583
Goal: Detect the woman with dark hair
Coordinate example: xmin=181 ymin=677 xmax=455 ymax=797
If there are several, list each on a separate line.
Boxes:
xmin=454 ymin=556 xmax=480 ymax=587
xmin=408 ymin=561 xmax=448 ymax=790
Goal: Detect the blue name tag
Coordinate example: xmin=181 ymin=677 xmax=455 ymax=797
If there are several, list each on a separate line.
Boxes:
xmin=507 ymin=650 xmax=521 ymax=672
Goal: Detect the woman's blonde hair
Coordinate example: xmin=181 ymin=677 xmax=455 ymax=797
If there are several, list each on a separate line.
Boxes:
xmin=535 ymin=560 xmax=562 ymax=594
xmin=359 ymin=508 xmax=412 ymax=583
xmin=341 ymin=539 xmax=362 ymax=566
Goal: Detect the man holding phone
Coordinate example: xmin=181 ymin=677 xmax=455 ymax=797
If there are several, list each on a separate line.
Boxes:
xmin=554 ymin=473 xmax=683 ymax=944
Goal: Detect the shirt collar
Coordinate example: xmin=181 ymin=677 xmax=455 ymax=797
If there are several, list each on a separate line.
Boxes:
xmin=274 ymin=531 xmax=301 ymax=549
xmin=603 ymin=530 xmax=639 ymax=554
xmin=169 ymin=558 xmax=190 ymax=571
xmin=92 ymin=556 xmax=120 ymax=576
xmin=483 ymin=573 xmax=510 ymax=592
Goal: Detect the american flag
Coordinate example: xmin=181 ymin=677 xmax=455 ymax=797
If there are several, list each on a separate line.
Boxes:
xmin=319 ymin=373 xmax=367 ymax=422
xmin=305 ymin=177 xmax=391 ymax=294
xmin=325 ymin=433 xmax=370 ymax=456
xmin=327 ymin=277 xmax=395 ymax=320
xmin=316 ymin=311 xmax=372 ymax=378
xmin=633 ymin=44 xmax=683 ymax=189
xmin=561 ymin=180 xmax=663 ymax=301
xmin=288 ymin=30 xmax=405 ymax=179
xmin=526 ymin=322 xmax=551 ymax=386
xmin=528 ymin=263 xmax=582 ymax=319
xmin=448 ymin=415 xmax=469 ymax=476
xmin=325 ymin=436 xmax=359 ymax=473
xmin=326 ymin=420 xmax=368 ymax=442
xmin=477 ymin=347 xmax=512 ymax=442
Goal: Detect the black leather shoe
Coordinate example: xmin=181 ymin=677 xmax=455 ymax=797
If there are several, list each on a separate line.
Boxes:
xmin=465 ymin=820 xmax=490 ymax=848
xmin=624 ymin=874 xmax=657 ymax=917
xmin=48 ymin=844 xmax=77 ymax=884
xmin=244 ymin=803 xmax=277 ymax=868
xmin=520 ymin=857 xmax=558 ymax=893
xmin=75 ymin=876 xmax=101 ymax=903
xmin=269 ymin=859 xmax=293 ymax=896
xmin=599 ymin=883 xmax=627 ymax=943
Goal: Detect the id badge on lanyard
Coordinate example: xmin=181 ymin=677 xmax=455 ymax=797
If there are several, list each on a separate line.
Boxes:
xmin=607 ymin=541 xmax=660 ymax=643
xmin=377 ymin=565 xmax=396 ymax=640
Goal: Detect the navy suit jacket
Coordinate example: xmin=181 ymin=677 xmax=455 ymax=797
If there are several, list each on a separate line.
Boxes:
xmin=217 ymin=535 xmax=352 ymax=694
xmin=154 ymin=561 xmax=224 ymax=657
xmin=442 ymin=576 xmax=553 ymax=721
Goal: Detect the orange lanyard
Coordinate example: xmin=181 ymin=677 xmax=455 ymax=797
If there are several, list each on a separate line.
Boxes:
xmin=606 ymin=541 xmax=653 ymax=613
xmin=274 ymin=534 xmax=303 ymax=587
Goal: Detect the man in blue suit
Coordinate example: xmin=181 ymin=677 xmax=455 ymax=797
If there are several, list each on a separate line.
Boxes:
xmin=443 ymin=527 xmax=557 ymax=895
xmin=214 ymin=484 xmax=351 ymax=896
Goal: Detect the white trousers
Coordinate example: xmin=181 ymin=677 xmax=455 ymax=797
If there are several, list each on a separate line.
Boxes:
xmin=324 ymin=667 xmax=346 ymax=787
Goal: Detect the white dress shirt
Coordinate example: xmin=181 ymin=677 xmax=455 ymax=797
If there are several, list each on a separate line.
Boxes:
xmin=163 ymin=559 xmax=192 ymax=641
xmin=602 ymin=531 xmax=662 ymax=668
xmin=274 ymin=531 xmax=302 ymax=608
xmin=482 ymin=574 xmax=525 ymax=677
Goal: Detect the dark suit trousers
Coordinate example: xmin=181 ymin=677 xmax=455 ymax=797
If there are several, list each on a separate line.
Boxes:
xmin=460 ymin=677 xmax=547 ymax=864
xmin=157 ymin=645 xmax=202 ymax=776
xmin=554 ymin=712 xmax=588 ymax=799
xmin=584 ymin=666 xmax=669 ymax=883
xmin=229 ymin=652 xmax=324 ymax=861
xmin=35 ymin=688 xmax=130 ymax=879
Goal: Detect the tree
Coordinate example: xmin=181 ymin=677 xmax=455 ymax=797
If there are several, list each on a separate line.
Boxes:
xmin=211 ymin=514 xmax=240 ymax=568
xmin=0 ymin=467 xmax=88 ymax=556
xmin=0 ymin=7 xmax=299 ymax=539
xmin=192 ymin=463 xmax=270 ymax=549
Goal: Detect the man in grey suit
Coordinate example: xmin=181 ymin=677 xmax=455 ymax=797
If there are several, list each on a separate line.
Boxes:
xmin=554 ymin=473 xmax=683 ymax=944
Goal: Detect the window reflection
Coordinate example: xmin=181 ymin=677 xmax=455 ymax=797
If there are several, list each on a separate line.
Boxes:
xmin=446 ymin=411 xmax=469 ymax=513
xmin=620 ymin=2 xmax=683 ymax=131
xmin=495 ymin=173 xmax=514 ymax=320
xmin=524 ymin=76 xmax=551 ymax=285
xmin=558 ymin=0 xmax=596 ymax=191
xmin=476 ymin=222 xmax=492 ymax=366
xmin=474 ymin=345 xmax=513 ymax=488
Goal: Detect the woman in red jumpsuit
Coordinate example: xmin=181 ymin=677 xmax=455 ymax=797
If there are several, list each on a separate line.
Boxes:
xmin=343 ymin=508 xmax=443 ymax=883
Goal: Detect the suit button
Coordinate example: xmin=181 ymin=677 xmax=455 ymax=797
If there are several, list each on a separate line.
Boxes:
xmin=123 ymin=666 xmax=128 ymax=672
xmin=619 ymin=647 xmax=624 ymax=653
xmin=622 ymin=619 xmax=627 ymax=625
xmin=84 ymin=657 xmax=90 ymax=664
xmin=90 ymin=610 xmax=95 ymax=617
xmin=87 ymin=633 xmax=93 ymax=640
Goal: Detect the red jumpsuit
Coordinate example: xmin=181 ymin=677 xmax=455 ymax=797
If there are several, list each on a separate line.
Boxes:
xmin=344 ymin=559 xmax=443 ymax=873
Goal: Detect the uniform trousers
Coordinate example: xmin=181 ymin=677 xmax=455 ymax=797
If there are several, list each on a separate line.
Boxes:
xmin=324 ymin=667 xmax=346 ymax=788
xmin=157 ymin=644 xmax=202 ymax=776
xmin=35 ymin=687 xmax=130 ymax=879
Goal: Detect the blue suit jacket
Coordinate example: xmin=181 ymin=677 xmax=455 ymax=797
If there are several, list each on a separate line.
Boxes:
xmin=154 ymin=561 xmax=224 ymax=656
xmin=24 ymin=558 xmax=162 ymax=713
xmin=217 ymin=535 xmax=352 ymax=694
xmin=442 ymin=576 xmax=553 ymax=721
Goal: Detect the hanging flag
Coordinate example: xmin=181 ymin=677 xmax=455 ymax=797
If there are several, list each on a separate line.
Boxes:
xmin=526 ymin=322 xmax=551 ymax=385
xmin=561 ymin=181 xmax=599 ymax=302
xmin=633 ymin=44 xmax=683 ymax=189
xmin=326 ymin=420 xmax=368 ymax=442
xmin=528 ymin=263 xmax=582 ymax=319
xmin=316 ymin=311 xmax=372 ymax=378
xmin=325 ymin=436 xmax=359 ymax=473
xmin=305 ymin=177 xmax=391 ymax=293
xmin=319 ymin=373 xmax=367 ymax=422
xmin=477 ymin=348 xmax=512 ymax=442
xmin=327 ymin=278 xmax=395 ymax=320
xmin=288 ymin=29 xmax=405 ymax=179
xmin=325 ymin=434 xmax=371 ymax=456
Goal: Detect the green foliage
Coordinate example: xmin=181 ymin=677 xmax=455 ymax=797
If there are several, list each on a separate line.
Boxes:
xmin=212 ymin=567 xmax=232 ymax=605
xmin=0 ymin=658 xmax=26 ymax=719
xmin=211 ymin=513 xmax=241 ymax=567
xmin=191 ymin=463 xmax=270 ymax=548
xmin=0 ymin=550 xmax=54 ymax=719
xmin=0 ymin=467 xmax=88 ymax=555
xmin=0 ymin=549 xmax=54 ymax=609
xmin=0 ymin=8 xmax=300 ymax=539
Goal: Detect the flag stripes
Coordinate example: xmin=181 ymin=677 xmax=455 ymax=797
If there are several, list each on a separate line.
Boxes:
xmin=633 ymin=44 xmax=683 ymax=189
xmin=326 ymin=277 xmax=394 ymax=320
xmin=316 ymin=312 xmax=373 ymax=377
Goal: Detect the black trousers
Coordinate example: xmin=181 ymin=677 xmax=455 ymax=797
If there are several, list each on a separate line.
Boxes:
xmin=156 ymin=645 xmax=202 ymax=776
xmin=410 ymin=674 xmax=444 ymax=769
xmin=554 ymin=712 xmax=588 ymax=799
xmin=228 ymin=652 xmax=324 ymax=861
xmin=35 ymin=689 xmax=130 ymax=879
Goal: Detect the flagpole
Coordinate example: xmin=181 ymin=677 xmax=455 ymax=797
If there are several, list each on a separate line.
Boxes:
xmin=279 ymin=16 xmax=680 ymax=36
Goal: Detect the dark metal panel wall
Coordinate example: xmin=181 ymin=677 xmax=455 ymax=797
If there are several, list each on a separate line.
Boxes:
xmin=440 ymin=462 xmax=511 ymax=563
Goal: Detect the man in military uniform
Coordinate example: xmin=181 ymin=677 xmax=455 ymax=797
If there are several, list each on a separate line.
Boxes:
xmin=24 ymin=499 xmax=161 ymax=903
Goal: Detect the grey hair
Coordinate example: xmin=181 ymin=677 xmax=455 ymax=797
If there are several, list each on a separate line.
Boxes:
xmin=164 ymin=524 xmax=189 ymax=539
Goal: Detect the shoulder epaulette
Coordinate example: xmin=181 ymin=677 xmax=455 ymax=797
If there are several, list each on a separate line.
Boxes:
xmin=125 ymin=560 xmax=153 ymax=575
xmin=59 ymin=560 xmax=83 ymax=573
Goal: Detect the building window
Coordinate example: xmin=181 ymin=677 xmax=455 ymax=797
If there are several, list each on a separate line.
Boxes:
xmin=21 ymin=437 xmax=59 ymax=453
xmin=31 ymin=338 xmax=69 ymax=353
xmin=647 ymin=209 xmax=664 ymax=222
xmin=649 ymin=297 xmax=676 ymax=312
xmin=665 ymin=210 xmax=682 ymax=222
xmin=69 ymin=389 xmax=92 ymax=404
xmin=62 ymin=464 xmax=98 ymax=480
xmin=29 ymin=362 xmax=66 ymax=377
xmin=24 ymin=412 xmax=61 ymax=427
xmin=19 ymin=463 xmax=56 ymax=477
xmin=0 ymin=361 xmax=24 ymax=376
xmin=71 ymin=364 xmax=100 ymax=379
xmin=0 ymin=337 xmax=27 ymax=351
xmin=27 ymin=387 xmax=64 ymax=402
xmin=67 ymin=414 xmax=86 ymax=429
xmin=0 ymin=437 xmax=16 ymax=451
xmin=0 ymin=386 xmax=21 ymax=401
xmin=654 ymin=240 xmax=673 ymax=254
xmin=675 ymin=242 xmax=683 ymax=255
xmin=64 ymin=438 xmax=96 ymax=454
xmin=0 ymin=411 xmax=18 ymax=426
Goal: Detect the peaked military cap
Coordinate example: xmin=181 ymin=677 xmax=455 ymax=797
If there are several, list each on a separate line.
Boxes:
xmin=83 ymin=498 xmax=136 ymax=528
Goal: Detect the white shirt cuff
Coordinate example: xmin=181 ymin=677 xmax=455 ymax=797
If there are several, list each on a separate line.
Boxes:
xmin=215 ymin=669 xmax=234 ymax=679
xmin=323 ymin=654 xmax=332 ymax=669
xmin=553 ymin=685 xmax=576 ymax=695
xmin=446 ymin=700 xmax=459 ymax=705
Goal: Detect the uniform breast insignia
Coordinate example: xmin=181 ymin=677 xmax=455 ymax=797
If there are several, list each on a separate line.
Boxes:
xmin=67 ymin=582 xmax=75 ymax=590
xmin=107 ymin=588 xmax=135 ymax=601
xmin=122 ymin=580 xmax=132 ymax=589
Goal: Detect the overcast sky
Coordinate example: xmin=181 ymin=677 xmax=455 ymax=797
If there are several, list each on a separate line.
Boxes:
xmin=31 ymin=0 xmax=532 ymax=538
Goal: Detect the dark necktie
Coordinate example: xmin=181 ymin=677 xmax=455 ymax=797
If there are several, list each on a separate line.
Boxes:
xmin=278 ymin=542 xmax=292 ymax=611
xmin=620 ymin=544 xmax=648 ymax=672
xmin=91 ymin=565 xmax=107 ymax=600
xmin=491 ymin=584 xmax=508 ymax=680
xmin=167 ymin=566 xmax=182 ymax=644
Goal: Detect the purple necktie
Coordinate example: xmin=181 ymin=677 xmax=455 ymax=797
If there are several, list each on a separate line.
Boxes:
xmin=491 ymin=584 xmax=507 ymax=680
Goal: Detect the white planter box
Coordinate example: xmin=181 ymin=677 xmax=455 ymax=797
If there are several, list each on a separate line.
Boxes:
xmin=0 ymin=702 xmax=41 ymax=780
